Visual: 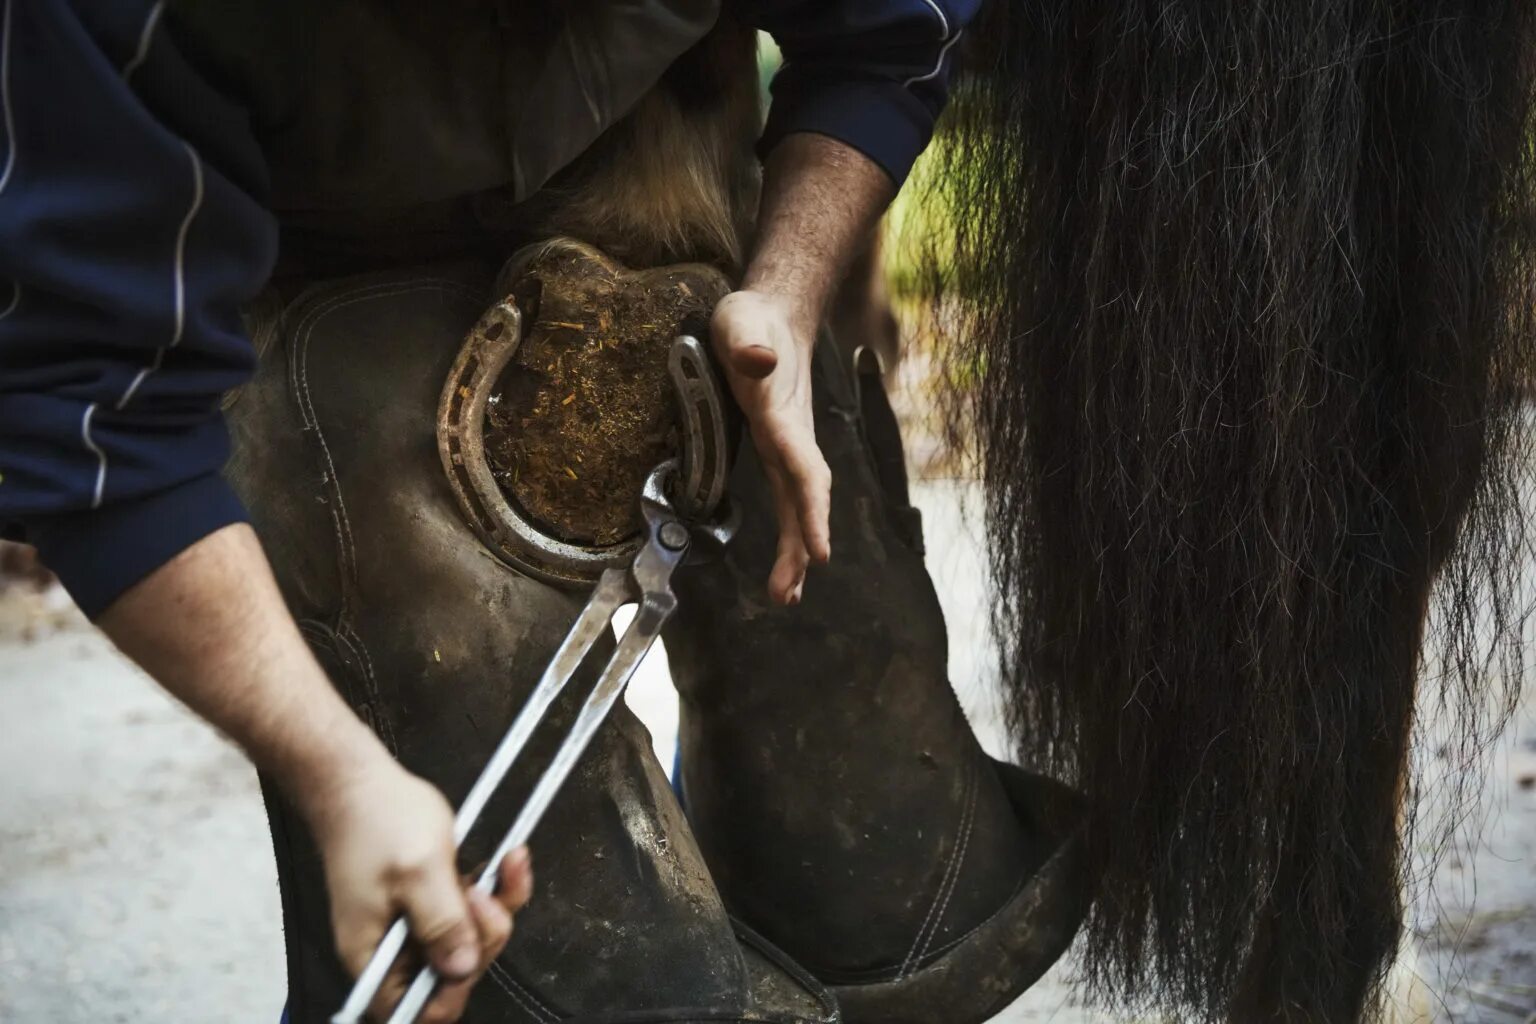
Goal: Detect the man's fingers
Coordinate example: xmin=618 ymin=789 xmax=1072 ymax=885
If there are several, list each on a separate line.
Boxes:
xmin=710 ymin=287 xmax=829 ymax=601
xmin=416 ymin=868 xmax=522 ymax=1024
xmin=765 ymin=462 xmax=810 ymax=605
xmin=757 ymin=419 xmax=832 ymax=607
xmin=780 ymin=443 xmax=832 ymax=565
xmin=759 ymin=420 xmax=832 ymax=566
xmin=497 ymin=846 xmax=535 ymax=914
xmin=396 ymin=853 xmax=481 ymax=982
xmin=470 ymin=889 xmax=513 ymax=961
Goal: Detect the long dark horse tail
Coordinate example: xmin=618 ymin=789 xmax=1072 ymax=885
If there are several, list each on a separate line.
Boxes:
xmin=919 ymin=2 xmax=1536 ymax=1020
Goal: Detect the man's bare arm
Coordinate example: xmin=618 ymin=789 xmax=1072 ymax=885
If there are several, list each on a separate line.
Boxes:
xmin=712 ymin=132 xmax=897 ymax=603
xmin=99 ymin=523 xmax=382 ymax=802
xmin=97 ymin=523 xmax=531 ymax=1022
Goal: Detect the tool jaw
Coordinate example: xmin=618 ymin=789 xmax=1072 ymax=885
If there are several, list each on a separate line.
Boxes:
xmin=343 ymin=433 xmax=737 ymax=1024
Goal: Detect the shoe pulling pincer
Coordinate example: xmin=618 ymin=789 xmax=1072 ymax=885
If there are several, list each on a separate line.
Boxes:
xmin=333 ymin=336 xmax=738 ymax=1024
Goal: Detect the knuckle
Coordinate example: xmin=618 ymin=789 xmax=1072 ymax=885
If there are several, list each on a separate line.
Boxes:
xmin=419 ymin=914 xmax=471 ymax=948
xmin=383 ymin=850 xmax=436 ymax=890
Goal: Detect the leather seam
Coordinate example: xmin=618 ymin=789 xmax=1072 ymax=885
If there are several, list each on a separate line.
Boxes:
xmin=333 ymin=624 xmax=397 ymax=755
xmin=914 ymin=762 xmax=978 ymax=968
xmin=487 ymin=961 xmax=561 ymax=1023
xmin=288 ymin=277 xmax=479 ymax=757
xmin=291 ymin=278 xmax=473 ymax=609
xmin=897 ymin=755 xmax=978 ymax=979
xmin=808 ymin=869 xmax=1033 ymax=985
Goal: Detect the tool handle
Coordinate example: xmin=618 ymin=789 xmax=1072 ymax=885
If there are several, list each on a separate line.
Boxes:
xmin=385 ymin=591 xmax=678 ymax=1024
xmin=330 ymin=917 xmax=410 ymax=1024
xmin=330 ymin=568 xmax=631 ymax=1022
xmin=386 ymin=957 xmax=443 ymax=1024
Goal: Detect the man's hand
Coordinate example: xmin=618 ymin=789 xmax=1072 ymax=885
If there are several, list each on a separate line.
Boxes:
xmin=728 ymin=133 xmax=896 ymax=602
xmin=98 ymin=523 xmax=529 ymax=1023
xmin=712 ymin=290 xmax=828 ymax=604
xmin=305 ymin=757 xmax=533 ymax=1024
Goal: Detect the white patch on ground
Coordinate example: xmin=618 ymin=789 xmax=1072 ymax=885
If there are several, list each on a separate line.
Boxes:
xmin=0 ymin=586 xmax=284 ymax=1024
xmin=0 ymin=476 xmax=1530 ymax=1022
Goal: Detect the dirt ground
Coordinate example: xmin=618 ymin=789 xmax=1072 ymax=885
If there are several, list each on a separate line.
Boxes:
xmin=0 ymin=480 xmax=1531 ymax=1023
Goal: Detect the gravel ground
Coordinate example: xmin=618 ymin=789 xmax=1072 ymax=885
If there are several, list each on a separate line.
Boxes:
xmin=0 ymin=481 xmax=1531 ymax=1023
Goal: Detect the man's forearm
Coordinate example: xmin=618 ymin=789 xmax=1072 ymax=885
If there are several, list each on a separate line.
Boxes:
xmin=96 ymin=521 xmax=527 ymax=1015
xmin=708 ymin=133 xmax=898 ymax=602
xmin=96 ymin=522 xmax=387 ymax=814
xmin=744 ymin=133 xmax=897 ymax=335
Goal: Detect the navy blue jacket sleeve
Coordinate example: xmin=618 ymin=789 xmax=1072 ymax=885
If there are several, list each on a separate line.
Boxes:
xmin=0 ymin=0 xmax=277 ymax=618
xmin=744 ymin=0 xmax=983 ymax=185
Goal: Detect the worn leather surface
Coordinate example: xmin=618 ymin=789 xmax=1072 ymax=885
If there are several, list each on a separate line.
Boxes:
xmin=226 ymin=262 xmax=836 ymax=1023
xmin=665 ymin=338 xmax=1085 ymax=1022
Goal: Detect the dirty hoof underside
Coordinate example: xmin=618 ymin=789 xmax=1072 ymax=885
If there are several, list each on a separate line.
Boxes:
xmin=484 ymin=239 xmax=731 ymax=546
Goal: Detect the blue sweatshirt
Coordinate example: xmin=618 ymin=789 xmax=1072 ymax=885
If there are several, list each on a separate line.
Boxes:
xmin=0 ymin=0 xmax=979 ymax=618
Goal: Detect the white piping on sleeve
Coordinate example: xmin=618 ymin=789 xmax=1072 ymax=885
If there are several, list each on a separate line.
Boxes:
xmin=914 ymin=0 xmax=950 ymax=39
xmin=122 ymin=1 xmax=166 ymax=81
xmin=0 ymin=0 xmax=16 ymax=195
xmin=169 ymin=141 xmax=201 ymax=351
xmin=115 ymin=348 xmax=165 ymax=411
xmin=117 ymin=140 xmax=202 ymax=411
xmin=905 ymin=29 xmax=964 ymax=87
xmin=81 ymin=404 xmax=108 ymax=509
xmin=6 ymin=0 xmax=192 ymax=512
xmin=903 ymin=0 xmax=960 ymax=88
xmin=0 ymin=280 xmax=18 ymax=320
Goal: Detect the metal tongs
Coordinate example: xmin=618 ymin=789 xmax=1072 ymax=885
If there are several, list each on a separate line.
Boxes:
xmin=333 ymin=341 xmax=739 ymax=1024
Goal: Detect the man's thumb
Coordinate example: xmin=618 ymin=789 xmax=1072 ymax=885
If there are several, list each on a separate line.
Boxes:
xmin=711 ymin=296 xmax=780 ymax=380
xmin=727 ymin=338 xmax=777 ymax=380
